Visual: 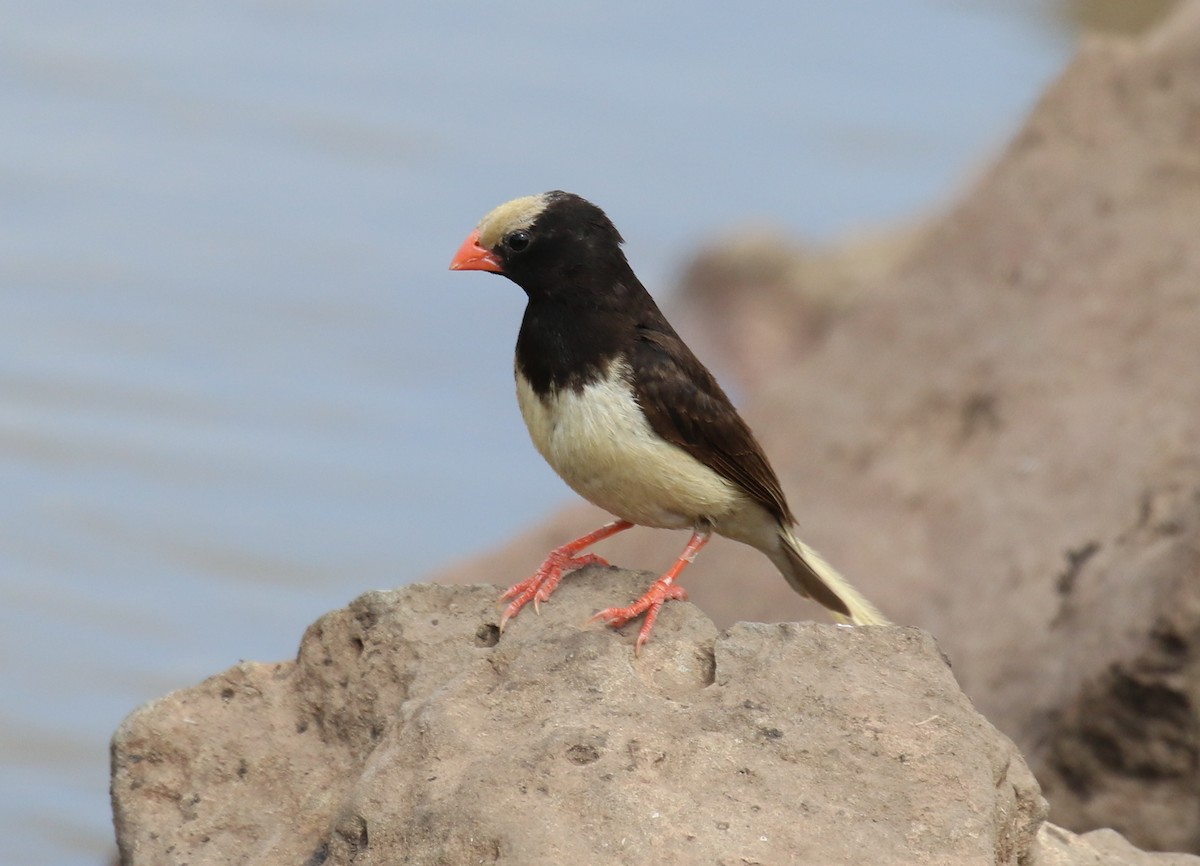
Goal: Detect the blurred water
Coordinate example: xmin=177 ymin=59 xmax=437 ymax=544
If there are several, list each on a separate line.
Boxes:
xmin=0 ymin=3 xmax=1073 ymax=864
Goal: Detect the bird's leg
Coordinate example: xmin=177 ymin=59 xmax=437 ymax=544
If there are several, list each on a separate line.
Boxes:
xmin=591 ymin=527 xmax=712 ymax=654
xmin=499 ymin=520 xmax=634 ymax=631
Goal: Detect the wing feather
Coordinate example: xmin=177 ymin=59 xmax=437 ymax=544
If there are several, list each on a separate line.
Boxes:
xmin=630 ymin=327 xmax=794 ymax=525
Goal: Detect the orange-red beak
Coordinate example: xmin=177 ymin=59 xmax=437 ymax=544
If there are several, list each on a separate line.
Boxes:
xmin=449 ymin=229 xmax=503 ymax=273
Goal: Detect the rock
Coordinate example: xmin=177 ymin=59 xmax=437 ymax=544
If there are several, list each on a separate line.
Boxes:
xmin=1034 ymin=824 xmax=1200 ymax=866
xmin=669 ymin=224 xmax=926 ymax=391
xmin=113 ymin=577 xmax=1055 ymax=866
xmin=1035 ymin=495 xmax=1200 ymax=853
xmin=433 ymin=2 xmax=1200 ymax=851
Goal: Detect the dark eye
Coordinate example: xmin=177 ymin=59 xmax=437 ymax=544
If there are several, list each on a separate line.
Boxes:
xmin=505 ymin=230 xmax=530 ymax=252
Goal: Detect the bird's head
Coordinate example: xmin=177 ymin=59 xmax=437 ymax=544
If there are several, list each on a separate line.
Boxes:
xmin=449 ymin=191 xmax=631 ymax=299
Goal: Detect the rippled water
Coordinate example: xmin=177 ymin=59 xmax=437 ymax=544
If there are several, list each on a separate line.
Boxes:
xmin=1 ymin=3 xmax=1074 ymax=863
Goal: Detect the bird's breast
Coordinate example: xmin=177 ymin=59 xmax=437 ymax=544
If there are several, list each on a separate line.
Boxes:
xmin=515 ymin=358 xmax=743 ymax=529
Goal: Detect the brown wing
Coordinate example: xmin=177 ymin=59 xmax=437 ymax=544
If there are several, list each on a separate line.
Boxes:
xmin=630 ymin=327 xmax=794 ymax=525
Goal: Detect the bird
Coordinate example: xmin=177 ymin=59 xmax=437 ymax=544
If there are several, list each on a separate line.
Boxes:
xmin=449 ymin=191 xmax=889 ymax=652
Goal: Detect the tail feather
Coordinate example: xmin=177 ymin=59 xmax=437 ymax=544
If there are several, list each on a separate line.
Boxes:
xmin=775 ymin=529 xmax=890 ymax=626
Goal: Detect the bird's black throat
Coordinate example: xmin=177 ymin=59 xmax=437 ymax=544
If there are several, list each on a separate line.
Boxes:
xmin=515 ymin=299 xmax=633 ymax=396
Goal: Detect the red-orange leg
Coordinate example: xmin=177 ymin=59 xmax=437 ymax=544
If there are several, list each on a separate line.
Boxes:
xmin=591 ymin=527 xmax=712 ymax=654
xmin=499 ymin=520 xmax=634 ymax=631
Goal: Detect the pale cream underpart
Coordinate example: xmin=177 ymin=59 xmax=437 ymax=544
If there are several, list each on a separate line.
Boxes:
xmin=516 ymin=358 xmax=783 ymax=554
xmin=477 ymin=194 xmax=549 ymax=250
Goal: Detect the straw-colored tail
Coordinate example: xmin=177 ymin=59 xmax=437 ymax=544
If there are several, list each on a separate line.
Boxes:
xmin=774 ymin=528 xmax=890 ymax=626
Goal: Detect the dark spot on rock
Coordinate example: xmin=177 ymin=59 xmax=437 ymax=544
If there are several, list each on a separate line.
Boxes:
xmin=354 ymin=607 xmax=378 ymax=631
xmin=960 ymin=391 xmax=1001 ymax=440
xmin=350 ymin=637 xmax=364 ymax=655
xmin=1056 ymin=541 xmax=1100 ymax=596
xmin=1080 ymin=728 xmax=1125 ymax=775
xmin=475 ymin=623 xmax=501 ymax=647
xmin=1054 ymin=756 xmax=1092 ymax=796
xmin=179 ymin=793 xmax=202 ymax=822
xmin=304 ymin=841 xmax=330 ymax=866
xmin=760 ymin=727 xmax=784 ymax=740
xmin=697 ymin=643 xmax=716 ymax=686
xmin=296 ymin=720 xmax=309 ymax=734
xmin=1112 ymin=673 xmax=1192 ymax=731
xmin=220 ymin=687 xmax=235 ymax=702
xmin=566 ymin=744 xmax=601 ymax=765
xmin=716 ymin=821 xmax=730 ymax=831
xmin=237 ymin=759 xmax=248 ymax=779
xmin=1050 ymin=663 xmax=1199 ymax=800
xmin=336 ymin=815 xmax=369 ymax=854
xmin=430 ymin=617 xmax=439 ymax=626
xmin=1151 ymin=622 xmax=1188 ymax=663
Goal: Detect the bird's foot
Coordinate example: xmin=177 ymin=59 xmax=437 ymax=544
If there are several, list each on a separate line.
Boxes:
xmin=498 ymin=551 xmax=610 ymax=631
xmin=590 ymin=580 xmax=688 ymax=655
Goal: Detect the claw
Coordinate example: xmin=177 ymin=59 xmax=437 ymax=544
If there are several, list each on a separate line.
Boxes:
xmin=496 ymin=521 xmax=632 ymax=631
xmin=501 ymin=550 xmax=602 ymax=622
xmin=497 ymin=522 xmax=710 ymax=655
xmin=588 ymin=527 xmax=710 ymax=653
xmin=591 ymin=583 xmax=688 ymax=654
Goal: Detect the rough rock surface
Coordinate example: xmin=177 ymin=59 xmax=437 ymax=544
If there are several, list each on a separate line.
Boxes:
xmin=112 ymin=577 xmax=1063 ymax=866
xmin=434 ymin=2 xmax=1200 ymax=851
xmin=109 ymin=580 xmax=1200 ymax=865
xmin=1034 ymin=825 xmax=1200 ymax=866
